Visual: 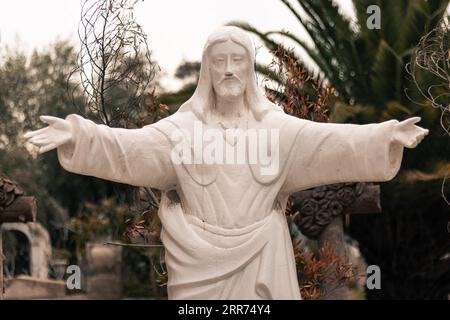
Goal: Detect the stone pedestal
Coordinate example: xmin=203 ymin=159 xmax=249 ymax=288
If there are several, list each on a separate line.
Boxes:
xmin=5 ymin=275 xmax=66 ymax=299
xmin=86 ymin=242 xmax=122 ymax=299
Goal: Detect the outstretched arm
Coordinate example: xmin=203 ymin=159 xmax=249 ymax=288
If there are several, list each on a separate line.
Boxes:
xmin=24 ymin=114 xmax=177 ymax=190
xmin=281 ymin=117 xmax=428 ymax=194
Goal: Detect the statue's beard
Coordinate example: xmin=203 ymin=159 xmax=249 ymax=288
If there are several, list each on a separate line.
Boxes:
xmin=213 ymin=78 xmax=246 ymax=98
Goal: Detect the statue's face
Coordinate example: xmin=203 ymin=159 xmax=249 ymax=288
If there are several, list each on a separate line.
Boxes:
xmin=209 ymin=39 xmax=249 ymax=99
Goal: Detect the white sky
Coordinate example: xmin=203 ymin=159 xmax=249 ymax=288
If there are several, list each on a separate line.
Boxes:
xmin=0 ymin=0 xmax=355 ymax=90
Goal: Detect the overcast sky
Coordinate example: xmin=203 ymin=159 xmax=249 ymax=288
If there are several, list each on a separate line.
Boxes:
xmin=0 ymin=0 xmax=355 ymax=90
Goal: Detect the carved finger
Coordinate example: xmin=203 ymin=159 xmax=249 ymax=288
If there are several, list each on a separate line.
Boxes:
xmin=31 ymin=135 xmax=51 ymax=143
xmin=406 ymin=138 xmax=417 ymax=148
xmin=39 ymin=143 xmax=57 ymax=154
xmin=40 ymin=115 xmax=61 ymax=125
xmin=29 ymin=137 xmax=50 ymax=146
xmin=415 ymin=134 xmax=426 ymax=146
xmin=414 ymin=126 xmax=429 ymax=136
xmin=24 ymin=127 xmax=48 ymax=140
xmin=406 ymin=117 xmax=421 ymax=125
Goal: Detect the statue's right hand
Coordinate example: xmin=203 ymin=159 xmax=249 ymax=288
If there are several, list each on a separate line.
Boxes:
xmin=24 ymin=115 xmax=74 ymax=154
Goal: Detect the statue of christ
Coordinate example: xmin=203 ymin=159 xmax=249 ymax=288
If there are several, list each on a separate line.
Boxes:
xmin=24 ymin=26 xmax=428 ymax=299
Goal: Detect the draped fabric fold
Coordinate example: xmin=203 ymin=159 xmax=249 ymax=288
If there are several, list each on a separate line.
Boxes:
xmin=159 ymin=193 xmax=301 ymax=300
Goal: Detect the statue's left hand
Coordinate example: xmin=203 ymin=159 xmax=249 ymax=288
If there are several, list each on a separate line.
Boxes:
xmin=392 ymin=117 xmax=429 ymax=149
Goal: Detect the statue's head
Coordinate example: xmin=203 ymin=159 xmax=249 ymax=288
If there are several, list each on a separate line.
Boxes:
xmin=208 ymin=38 xmax=250 ymax=100
xmin=177 ymin=26 xmax=282 ymax=122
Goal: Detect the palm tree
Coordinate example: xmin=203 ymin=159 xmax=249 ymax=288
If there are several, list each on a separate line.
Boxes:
xmin=231 ymin=0 xmax=447 ymax=112
xmin=230 ymin=0 xmax=450 ymax=299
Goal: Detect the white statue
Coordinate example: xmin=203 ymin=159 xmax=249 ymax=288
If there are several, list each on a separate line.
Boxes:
xmin=24 ymin=26 xmax=428 ymax=300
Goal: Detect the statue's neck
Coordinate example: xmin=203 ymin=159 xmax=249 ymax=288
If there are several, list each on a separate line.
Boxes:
xmin=213 ymin=95 xmax=247 ymax=119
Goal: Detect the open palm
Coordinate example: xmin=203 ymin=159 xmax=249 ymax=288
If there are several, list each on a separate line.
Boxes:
xmin=24 ymin=116 xmax=73 ymax=154
xmin=392 ymin=117 xmax=429 ymax=149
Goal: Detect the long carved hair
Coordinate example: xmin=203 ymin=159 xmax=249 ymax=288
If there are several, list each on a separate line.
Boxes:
xmin=177 ymin=26 xmax=282 ymax=123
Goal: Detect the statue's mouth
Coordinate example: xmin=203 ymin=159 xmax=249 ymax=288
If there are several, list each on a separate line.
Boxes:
xmin=221 ymin=77 xmax=241 ymax=84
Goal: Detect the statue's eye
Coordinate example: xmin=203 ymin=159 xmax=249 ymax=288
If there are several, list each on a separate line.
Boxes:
xmin=233 ymin=57 xmax=243 ymax=62
xmin=215 ymin=58 xmax=225 ymax=64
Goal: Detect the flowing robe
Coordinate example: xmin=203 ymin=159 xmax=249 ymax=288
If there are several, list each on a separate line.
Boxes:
xmin=57 ymin=110 xmax=404 ymax=299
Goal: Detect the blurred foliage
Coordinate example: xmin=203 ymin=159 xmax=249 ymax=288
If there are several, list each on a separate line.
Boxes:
xmin=0 ymin=41 xmax=100 ymax=243
xmin=349 ymin=179 xmax=450 ymax=299
xmin=69 ymin=197 xmax=133 ymax=256
xmin=159 ymin=60 xmax=200 ymax=111
xmin=265 ymin=45 xmax=331 ymax=122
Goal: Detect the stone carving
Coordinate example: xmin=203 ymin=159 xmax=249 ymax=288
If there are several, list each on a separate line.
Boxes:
xmin=24 ymin=26 xmax=428 ymax=299
xmin=2 ymin=222 xmax=51 ymax=279
xmin=294 ymin=183 xmax=365 ymax=239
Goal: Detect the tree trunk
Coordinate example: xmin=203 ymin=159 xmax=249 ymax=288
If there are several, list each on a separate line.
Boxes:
xmin=0 ymin=196 xmax=36 ymax=223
